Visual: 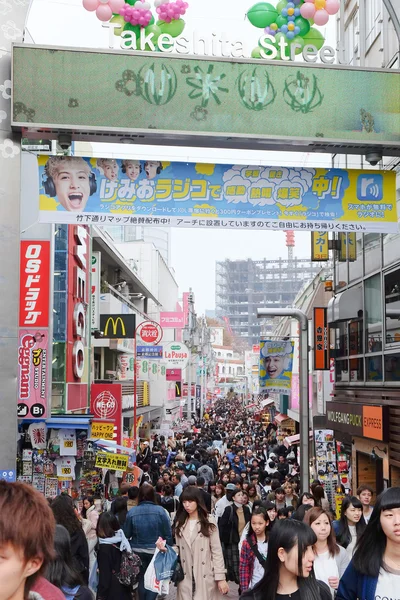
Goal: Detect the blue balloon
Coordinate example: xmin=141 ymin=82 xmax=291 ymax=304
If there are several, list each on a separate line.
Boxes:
xmin=281 ymin=8 xmax=288 ymax=15
xmin=286 ymin=2 xmax=295 ymax=7
xmin=287 ymin=15 xmax=295 ymax=21
xmin=294 ymin=25 xmax=300 ymax=33
xmin=294 ymin=8 xmax=300 ymax=15
xmin=281 ymin=24 xmax=288 ymax=32
xmin=286 ymin=30 xmax=295 ymax=38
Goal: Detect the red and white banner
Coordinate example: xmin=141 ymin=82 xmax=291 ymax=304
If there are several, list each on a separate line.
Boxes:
xmin=90 ymin=383 xmax=122 ymax=445
xmin=17 ymin=329 xmax=49 ymax=419
xmin=66 ymin=226 xmax=89 ymax=411
xmin=166 ymin=368 xmax=182 ymax=381
xmin=160 ymin=312 xmax=185 ymax=329
xmin=19 ymin=241 xmax=50 ymax=328
xmin=137 ymin=321 xmax=163 ymax=345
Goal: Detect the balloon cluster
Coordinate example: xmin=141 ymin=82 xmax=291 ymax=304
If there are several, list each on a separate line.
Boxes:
xmin=120 ymin=0 xmax=153 ymax=26
xmin=247 ymin=0 xmax=339 ymax=58
xmin=300 ymin=0 xmax=339 ymax=26
xmin=155 ymin=0 xmax=189 ymax=23
xmin=82 ymin=0 xmax=125 ymax=22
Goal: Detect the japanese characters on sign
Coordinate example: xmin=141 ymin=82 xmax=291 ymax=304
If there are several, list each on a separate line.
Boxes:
xmin=160 ymin=312 xmax=185 ymax=329
xmin=17 ymin=329 xmax=49 ymax=419
xmin=313 ymin=308 xmax=329 ymax=371
xmin=137 ymin=321 xmax=163 ymax=344
xmin=95 ymin=452 xmax=129 ymax=471
xmin=259 ymin=339 xmax=294 ymax=394
xmin=338 ymin=232 xmax=357 ymax=262
xmin=163 ymin=342 xmax=189 ymax=368
xmin=311 ymin=231 xmax=329 ymax=261
xmin=91 ymin=421 xmax=115 ymax=440
xmin=137 ymin=346 xmax=163 ymax=359
xmin=90 ymin=384 xmax=122 ymax=444
xmin=37 ymin=156 xmax=398 ymax=233
xmin=19 ymin=241 xmax=50 ymax=328
xmin=91 ymin=252 xmax=101 ymax=329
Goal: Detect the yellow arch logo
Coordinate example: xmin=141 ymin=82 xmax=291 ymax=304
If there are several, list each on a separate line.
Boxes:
xmin=104 ymin=316 xmax=126 ymax=337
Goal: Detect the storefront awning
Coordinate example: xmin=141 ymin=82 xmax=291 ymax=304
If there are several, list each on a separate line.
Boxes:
xmin=274 ymin=413 xmax=289 ymax=424
xmin=327 ymin=285 xmax=362 ymax=323
xmin=122 ymin=406 xmax=162 ymax=419
xmin=45 ymin=416 xmax=92 ymax=429
xmin=261 ymin=399 xmax=275 ymax=407
xmin=284 ymin=431 xmax=313 ymax=448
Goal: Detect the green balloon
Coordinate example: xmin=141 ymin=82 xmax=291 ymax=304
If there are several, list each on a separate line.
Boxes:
xmin=289 ymin=35 xmax=305 ymax=53
xmin=124 ymin=22 xmax=140 ymax=39
xmin=303 ymin=27 xmax=325 ymax=49
xmin=149 ymin=15 xmax=155 ymax=26
xmin=294 ymin=16 xmax=310 ymax=36
xmin=247 ymin=2 xmax=278 ymax=28
xmin=144 ymin=24 xmax=161 ymax=45
xmin=251 ymin=46 xmax=263 ymax=58
xmin=276 ymin=15 xmax=288 ymax=27
xmin=110 ymin=14 xmax=126 ymax=36
xmin=125 ymin=0 xmax=136 ymax=4
xmin=276 ymin=0 xmax=288 ymax=12
xmin=157 ymin=18 xmax=185 ymax=37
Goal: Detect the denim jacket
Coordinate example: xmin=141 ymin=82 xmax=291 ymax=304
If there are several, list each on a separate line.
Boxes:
xmin=124 ymin=501 xmax=173 ymax=552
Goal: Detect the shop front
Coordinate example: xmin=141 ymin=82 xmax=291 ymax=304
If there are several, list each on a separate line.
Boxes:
xmin=326 ymin=401 xmax=389 ymax=495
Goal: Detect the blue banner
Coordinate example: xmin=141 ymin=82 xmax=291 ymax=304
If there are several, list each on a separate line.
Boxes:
xmin=137 ymin=345 xmax=163 ymax=359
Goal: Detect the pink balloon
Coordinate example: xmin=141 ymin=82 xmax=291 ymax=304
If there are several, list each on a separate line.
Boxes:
xmin=325 ymin=0 xmax=339 ymax=13
xmin=109 ymin=0 xmax=125 ymax=11
xmin=83 ymin=0 xmax=98 ymax=11
xmin=300 ymin=2 xmax=316 ymax=17
xmin=96 ymin=3 xmax=112 ymax=20
xmin=314 ymin=8 xmax=329 ymax=24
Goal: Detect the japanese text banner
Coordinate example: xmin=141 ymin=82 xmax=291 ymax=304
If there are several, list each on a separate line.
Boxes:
xmin=37 ymin=156 xmax=398 ymax=233
xmin=259 ymin=339 xmax=294 ymax=394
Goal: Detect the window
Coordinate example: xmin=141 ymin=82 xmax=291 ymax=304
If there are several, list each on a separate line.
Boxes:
xmin=385 ymin=268 xmax=400 ymax=345
xmin=344 ymin=10 xmax=359 ymax=64
xmin=365 ymin=274 xmax=382 ymax=352
xmin=366 ymin=356 xmax=383 ymax=381
xmin=366 ymin=0 xmax=382 ymax=48
xmin=336 ymin=359 xmax=349 ymax=382
xmin=385 ymin=353 xmax=400 ymax=382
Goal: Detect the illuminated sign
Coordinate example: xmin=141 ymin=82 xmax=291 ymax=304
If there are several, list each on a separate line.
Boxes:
xmin=100 ymin=314 xmax=136 ymax=339
xmin=313 ymin=308 xmax=329 ymax=371
xmin=19 ymin=241 xmax=50 ymax=328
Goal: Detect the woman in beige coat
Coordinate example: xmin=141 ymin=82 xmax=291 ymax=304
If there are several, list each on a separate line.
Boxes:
xmin=157 ymin=486 xmax=229 ymax=600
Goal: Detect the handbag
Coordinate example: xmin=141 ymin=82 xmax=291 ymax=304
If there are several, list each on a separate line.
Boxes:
xmin=171 ymin=555 xmax=185 ymax=586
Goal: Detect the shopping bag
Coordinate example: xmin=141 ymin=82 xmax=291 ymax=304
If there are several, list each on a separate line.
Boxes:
xmin=88 ymin=557 xmax=98 ymax=593
xmin=144 ymin=550 xmax=169 ymax=594
xmin=154 ymin=544 xmax=178 ymax=580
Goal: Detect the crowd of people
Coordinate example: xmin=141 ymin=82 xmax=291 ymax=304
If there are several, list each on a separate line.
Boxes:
xmin=2 ymin=396 xmax=400 ymax=600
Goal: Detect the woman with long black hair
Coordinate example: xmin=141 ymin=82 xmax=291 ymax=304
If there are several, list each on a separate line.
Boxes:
xmin=241 ymin=519 xmax=331 ymax=600
xmin=156 ymin=486 xmax=229 ymax=600
xmin=332 ymin=496 xmax=365 ymax=557
xmin=337 ymin=487 xmax=400 ymax=600
xmin=239 ymin=507 xmax=270 ymax=592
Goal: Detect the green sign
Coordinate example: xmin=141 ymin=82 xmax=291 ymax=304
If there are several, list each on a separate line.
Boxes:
xmin=12 ymin=45 xmax=400 ymax=155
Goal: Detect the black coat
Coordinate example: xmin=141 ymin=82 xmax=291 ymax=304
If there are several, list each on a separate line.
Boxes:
xmin=70 ymin=528 xmax=90 ymax=585
xmin=96 ymin=543 xmax=131 ymax=600
xmin=218 ymin=504 xmax=251 ymax=544
xmin=198 ymin=488 xmax=212 ymax=513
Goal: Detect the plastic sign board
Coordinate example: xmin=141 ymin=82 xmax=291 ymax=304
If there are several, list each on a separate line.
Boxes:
xmin=17 ymin=329 xmax=49 ymax=419
xmin=91 ymin=421 xmax=115 ymax=440
xmin=137 ymin=321 xmax=163 ymax=344
xmin=19 ymin=241 xmax=50 ymax=328
xmin=311 ymin=232 xmax=329 ymax=261
xmin=90 ymin=383 xmax=122 ymax=444
xmin=338 ymin=232 xmax=357 ymax=262
xmin=160 ymin=312 xmax=185 ymax=329
xmin=35 ymin=155 xmax=397 ymax=233
xmin=313 ymin=308 xmax=329 ymax=371
xmin=13 ymin=47 xmax=400 ymax=159
xmin=100 ymin=314 xmax=136 ymax=339
xmin=95 ymin=451 xmax=128 ymax=471
xmin=163 ymin=342 xmax=189 ymax=368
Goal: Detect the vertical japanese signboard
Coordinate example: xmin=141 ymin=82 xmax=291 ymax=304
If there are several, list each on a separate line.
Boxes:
xmin=311 ymin=232 xmax=329 ymax=261
xmin=313 ymin=308 xmax=329 ymax=370
xmin=90 ymin=383 xmax=122 ymax=444
xmin=91 ymin=252 xmax=101 ymax=329
xmin=338 ymin=232 xmax=357 ymax=262
xmin=18 ymin=241 xmax=51 ymax=419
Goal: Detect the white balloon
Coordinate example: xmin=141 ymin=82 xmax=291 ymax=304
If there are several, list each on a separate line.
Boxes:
xmin=142 ymin=1 xmax=151 ymax=7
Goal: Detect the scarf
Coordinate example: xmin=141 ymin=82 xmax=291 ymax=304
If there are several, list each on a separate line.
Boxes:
xmin=99 ymin=528 xmax=132 ymax=553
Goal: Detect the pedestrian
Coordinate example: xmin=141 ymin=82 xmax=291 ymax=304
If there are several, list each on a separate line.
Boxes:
xmin=304 ymin=507 xmax=350 ymax=596
xmin=124 ymin=484 xmax=172 ymax=600
xmin=283 ymin=482 xmax=299 ymax=509
xmin=240 ymin=519 xmax=331 ymax=600
xmin=51 ymin=495 xmax=90 ymax=585
xmin=157 ymin=486 xmax=229 ymax=600
xmin=127 ymin=486 xmax=139 ymax=510
xmin=215 ymin=483 xmax=236 ymax=520
xmin=219 ymin=488 xmax=251 ymax=586
xmin=96 ymin=512 xmax=132 ymax=600
xmin=0 ymin=481 xmax=65 ymax=600
xmin=239 ymin=507 xmax=269 ymax=592
xmin=111 ymin=497 xmax=128 ymax=528
xmin=337 ymin=487 xmax=400 ymax=600
xmin=356 ymin=485 xmax=374 ymax=524
xmin=81 ymin=496 xmax=98 ymax=572
xmin=247 ymin=485 xmax=260 ymax=509
xmin=47 ymin=525 xmax=93 ymax=600
xmin=332 ymin=496 xmax=366 ymax=557
xmin=298 ymin=492 xmax=316 ymax=508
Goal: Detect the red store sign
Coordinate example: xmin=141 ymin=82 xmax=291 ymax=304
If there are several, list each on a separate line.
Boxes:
xmin=66 ymin=226 xmax=89 ymax=411
xmin=90 ymin=383 xmax=122 ymax=445
xmin=19 ymin=241 xmax=50 ymax=328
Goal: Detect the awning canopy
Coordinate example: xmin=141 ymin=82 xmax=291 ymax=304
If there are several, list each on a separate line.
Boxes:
xmin=261 ymin=399 xmax=275 ymax=407
xmin=327 ymin=285 xmax=362 ymax=323
xmin=274 ymin=413 xmax=290 ymax=424
xmin=284 ymin=431 xmax=313 ymax=448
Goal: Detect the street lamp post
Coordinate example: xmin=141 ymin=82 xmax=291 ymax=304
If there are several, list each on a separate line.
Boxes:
xmin=257 ymin=308 xmax=310 ymax=491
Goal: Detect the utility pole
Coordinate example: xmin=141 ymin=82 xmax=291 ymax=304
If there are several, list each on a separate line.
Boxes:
xmin=257 ymin=307 xmax=310 ymax=491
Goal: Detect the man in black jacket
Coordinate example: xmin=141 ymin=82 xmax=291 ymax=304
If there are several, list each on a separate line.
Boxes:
xmin=196 ymin=476 xmax=212 ymax=513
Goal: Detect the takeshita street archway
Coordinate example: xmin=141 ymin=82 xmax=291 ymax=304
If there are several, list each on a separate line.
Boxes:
xmin=0 ymin=0 xmax=400 ymax=471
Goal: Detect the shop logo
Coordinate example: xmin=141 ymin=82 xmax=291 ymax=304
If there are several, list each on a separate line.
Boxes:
xmin=104 ymin=316 xmax=125 ymax=337
xmin=93 ymin=390 xmax=118 ymax=419
xmin=100 ymin=314 xmax=136 ymax=339
xmin=357 ymin=174 xmax=383 ymax=201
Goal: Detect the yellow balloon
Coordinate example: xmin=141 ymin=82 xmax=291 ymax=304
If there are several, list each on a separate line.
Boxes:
xmin=315 ymin=0 xmax=325 ymax=9
xmin=288 ymin=21 xmax=295 ymax=29
xmin=287 ymin=7 xmax=295 ymax=14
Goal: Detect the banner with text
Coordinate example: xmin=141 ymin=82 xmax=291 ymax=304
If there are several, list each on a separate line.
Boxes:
xmin=17 ymin=329 xmax=49 ymax=419
xmin=259 ymin=339 xmax=294 ymax=394
xmin=37 ymin=156 xmax=397 ymax=233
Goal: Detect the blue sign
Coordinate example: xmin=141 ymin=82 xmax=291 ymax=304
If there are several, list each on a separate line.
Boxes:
xmin=0 ymin=469 xmax=16 ymax=482
xmin=137 ymin=345 xmax=163 ymax=359
xmin=357 ymin=174 xmax=383 ymax=201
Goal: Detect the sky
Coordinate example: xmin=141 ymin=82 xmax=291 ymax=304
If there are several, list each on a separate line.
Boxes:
xmin=26 ymin=0 xmax=338 ymax=314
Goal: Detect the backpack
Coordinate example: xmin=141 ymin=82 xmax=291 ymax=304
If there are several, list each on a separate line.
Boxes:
xmin=115 ymin=548 xmax=142 ymax=588
xmin=185 ymin=462 xmax=196 ymax=475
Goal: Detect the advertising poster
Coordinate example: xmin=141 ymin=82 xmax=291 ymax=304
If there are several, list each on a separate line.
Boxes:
xmin=259 ymin=339 xmax=294 ymax=393
xmin=90 ymin=384 xmax=122 ymax=444
xmin=314 ymin=429 xmax=338 ymax=509
xmin=19 ymin=241 xmax=50 ymax=329
xmin=37 ymin=156 xmax=397 ymax=232
xmin=17 ymin=329 xmax=49 ymax=419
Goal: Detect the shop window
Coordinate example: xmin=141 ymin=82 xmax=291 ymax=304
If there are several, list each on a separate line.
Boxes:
xmin=384 ymin=234 xmax=400 ymax=267
xmin=364 ymin=234 xmax=382 ymax=275
xmin=335 ymin=359 xmax=349 ymax=382
xmin=349 ymin=357 xmax=364 ymax=382
xmin=385 ymin=268 xmax=400 ymax=345
xmin=365 ymin=274 xmax=382 ymax=352
xmin=335 ymin=322 xmax=348 ymax=356
xmin=349 ymin=320 xmax=363 ymax=356
xmin=385 ymin=353 xmax=400 ymax=382
xmin=366 ymin=355 xmax=383 ymax=382
xmin=51 ymin=382 xmax=65 ymax=413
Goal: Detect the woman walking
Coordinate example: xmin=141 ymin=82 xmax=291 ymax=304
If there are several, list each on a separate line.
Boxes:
xmin=304 ymin=507 xmax=350 ymax=595
xmin=240 ymin=519 xmax=331 ymax=600
xmin=157 ymin=486 xmax=229 ymax=600
xmin=333 ymin=496 xmax=365 ymax=557
xmin=96 ymin=512 xmax=132 ymax=600
xmin=337 ymin=487 xmax=400 ymax=600
xmin=81 ymin=496 xmax=99 ymax=572
xmin=239 ymin=507 xmax=269 ymax=592
xmin=219 ymin=488 xmax=251 ymax=586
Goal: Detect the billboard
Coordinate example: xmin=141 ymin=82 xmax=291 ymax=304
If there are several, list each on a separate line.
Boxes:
xmin=90 ymin=383 xmax=122 ymax=444
xmin=36 ymin=155 xmax=397 ymax=232
xmin=17 ymin=329 xmax=49 ymax=419
xmin=19 ymin=241 xmax=50 ymax=328
xmin=259 ymin=339 xmax=294 ymax=393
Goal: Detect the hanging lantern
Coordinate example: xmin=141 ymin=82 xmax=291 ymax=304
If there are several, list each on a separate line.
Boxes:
xmin=237 ymin=67 xmax=277 ymax=111
xmin=137 ymin=62 xmax=178 ymax=105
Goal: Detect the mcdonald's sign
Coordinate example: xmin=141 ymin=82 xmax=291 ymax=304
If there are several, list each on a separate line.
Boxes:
xmin=100 ymin=314 xmax=136 ymax=339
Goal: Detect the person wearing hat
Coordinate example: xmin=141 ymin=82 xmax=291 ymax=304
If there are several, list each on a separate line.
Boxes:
xmin=218 ymin=487 xmax=251 ymax=588
xmin=215 ymin=483 xmax=236 ymax=521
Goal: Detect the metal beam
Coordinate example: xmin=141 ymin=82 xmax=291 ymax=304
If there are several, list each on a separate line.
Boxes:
xmin=257 ymin=308 xmax=310 ymax=491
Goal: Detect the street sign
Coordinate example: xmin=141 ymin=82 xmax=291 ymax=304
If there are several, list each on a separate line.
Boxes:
xmin=137 ymin=321 xmax=163 ymax=345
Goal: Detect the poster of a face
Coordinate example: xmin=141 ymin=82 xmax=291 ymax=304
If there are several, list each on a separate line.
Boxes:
xmin=259 ymin=340 xmax=294 ymax=393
